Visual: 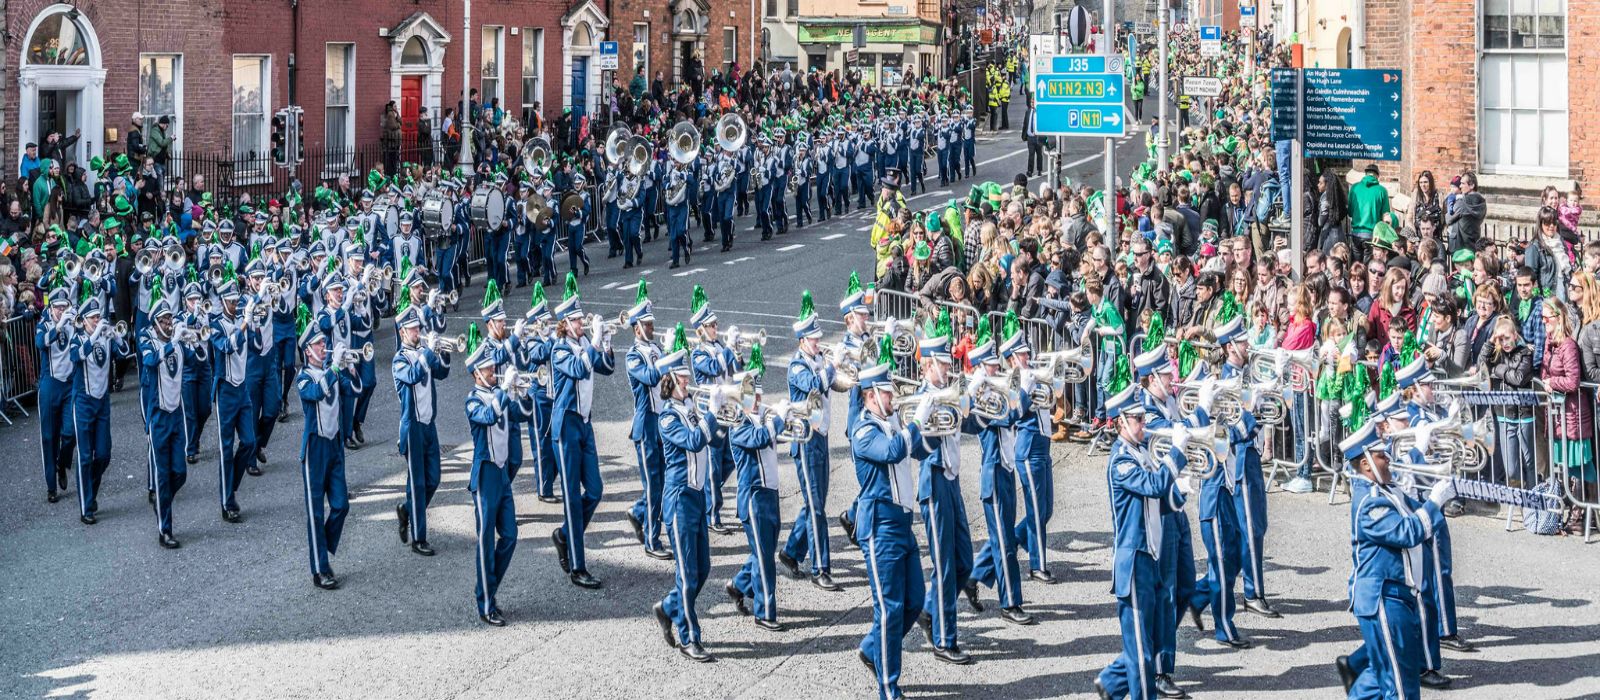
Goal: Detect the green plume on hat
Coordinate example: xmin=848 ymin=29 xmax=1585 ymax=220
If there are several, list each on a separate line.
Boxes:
xmin=670 ymin=322 xmax=688 ymax=353
xmin=1177 ymin=339 xmax=1198 ymax=378
xmin=1002 ymin=309 xmax=1021 ymax=340
xmin=1343 ymin=366 xmax=1371 ymax=431
xmin=635 ymin=278 xmax=650 ymax=304
xmin=691 ymin=284 xmax=708 ymax=314
xmin=563 ymin=271 xmax=579 ymax=301
xmin=325 ymin=253 xmax=339 ymax=275
xmin=482 ymin=278 xmax=501 ymax=309
xmin=1217 ymin=291 xmax=1241 ymax=325
xmin=747 ymin=342 xmax=766 ymax=379
xmin=148 ymin=281 xmax=163 ymax=310
xmin=224 ymin=261 xmax=237 ymax=284
xmin=396 ymin=286 xmax=412 ymax=315
xmin=1378 ymin=362 xmax=1397 ymax=400
xmin=1142 ymin=313 xmax=1166 ymax=352
xmin=295 ymin=302 xmax=311 ymax=336
xmin=798 ymin=290 xmax=814 ymax=321
xmin=187 ymin=264 xmax=198 ymax=284
xmin=1107 ymin=353 xmax=1133 ymax=395
xmin=975 ymin=314 xmax=992 ymax=347
xmin=847 ymin=270 xmax=862 ymax=297
xmin=1399 ymin=331 xmax=1420 ymax=366
xmin=878 ymin=333 xmax=896 ymax=373
xmin=925 ymin=306 xmax=951 ymax=340
xmin=530 ymin=281 xmax=546 ymax=307
xmin=465 ymin=322 xmax=483 ymax=355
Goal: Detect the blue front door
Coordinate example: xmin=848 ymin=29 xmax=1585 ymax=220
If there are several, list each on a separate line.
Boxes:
xmin=571 ymin=57 xmax=588 ymax=119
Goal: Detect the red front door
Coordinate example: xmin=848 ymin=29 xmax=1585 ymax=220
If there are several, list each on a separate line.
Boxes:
xmin=400 ymin=76 xmax=423 ymax=142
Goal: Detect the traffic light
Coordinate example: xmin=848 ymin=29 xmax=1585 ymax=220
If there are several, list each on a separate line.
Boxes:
xmin=271 ymin=110 xmax=289 ymax=166
xmin=291 ymin=107 xmax=306 ymax=163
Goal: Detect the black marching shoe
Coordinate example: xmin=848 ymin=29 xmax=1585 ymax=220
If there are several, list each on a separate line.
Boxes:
xmin=755 ymin=617 xmax=783 ymax=632
xmin=811 ymin=572 xmax=842 ymax=592
xmin=962 ymin=580 xmax=985 ymax=612
xmin=859 ymin=650 xmax=878 ymax=677
xmin=313 ymin=573 xmax=340 ymax=590
xmin=679 ymin=642 xmax=715 ymax=663
xmin=345 ymin=438 xmax=360 ymax=451
xmin=1000 ymin=606 xmax=1037 ymax=626
xmin=186 ymin=453 xmax=198 ymax=465
xmin=1154 ymin=674 xmax=1190 ymax=699
xmin=1029 ymin=569 xmax=1058 ymax=584
xmin=1334 ymin=655 xmax=1357 ymax=693
xmin=1420 ymin=670 xmax=1452 ymax=689
xmin=56 ymin=464 xmax=69 ymax=491
xmin=147 ymin=489 xmax=155 ymax=504
xmin=726 ymin=583 xmax=751 ymax=616
xmin=709 ymin=521 xmax=737 ymax=536
xmin=1219 ymin=637 xmax=1253 ymax=649
xmin=917 ymin=612 xmax=934 ymax=645
xmin=777 ymin=552 xmax=802 ymax=579
xmin=838 ymin=512 xmax=858 ymax=548
xmin=1243 ymin=597 xmax=1281 ymax=618
xmin=644 ymin=547 xmax=674 ymax=561
xmin=80 ymin=514 xmax=97 ymax=525
xmin=1440 ymin=635 xmax=1476 ymax=652
xmin=479 ymin=609 xmax=507 ymax=626
xmin=411 ymin=541 xmax=435 ymax=556
xmin=355 ymin=424 xmax=366 ymax=444
xmin=47 ymin=491 xmax=59 ymax=504
xmin=396 ymin=504 xmax=411 ymax=544
xmin=256 ymin=448 xmax=267 ymax=464
xmin=246 ymin=464 xmax=263 ymax=477
xmin=552 ymin=529 xmax=572 ymax=573
xmin=569 ymin=570 xmax=603 ymax=589
xmin=538 ymin=494 xmax=562 ymax=504
xmin=222 ymin=509 xmax=242 ymax=523
xmin=933 ymin=645 xmax=974 ymax=665
xmin=159 ymin=532 xmax=181 ymax=549
xmin=625 ymin=511 xmax=645 ymax=545
xmin=1189 ymin=605 xmax=1206 ymax=631
xmin=653 ymin=602 xmax=678 ymax=648
xmin=1094 ymin=678 xmax=1114 ymax=700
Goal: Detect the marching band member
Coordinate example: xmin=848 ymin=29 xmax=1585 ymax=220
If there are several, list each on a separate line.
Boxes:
xmin=618 ymin=167 xmax=644 ymax=268
xmin=517 ymin=285 xmax=561 ymax=503
xmin=343 ymin=244 xmax=385 ymax=447
xmin=478 ymin=281 xmax=521 ymax=482
xmin=852 ymin=350 xmax=929 ymax=700
xmin=650 ymin=336 xmax=719 ymax=662
xmin=602 ymin=165 xmax=622 ymax=260
xmin=713 ymin=149 xmax=737 ymax=252
xmin=435 ymin=179 xmax=464 ymax=302
xmin=911 ymin=314 xmax=977 ymax=665
xmin=907 ymin=114 xmax=927 ymax=195
xmin=836 ymin=273 xmax=874 ymax=549
xmin=486 ymin=173 xmax=513 ymax=289
xmin=961 ymin=106 xmax=978 ymax=178
xmin=697 ymin=150 xmax=716 ymax=244
xmin=853 ymin=124 xmax=877 ymax=211
xmin=770 ymin=130 xmax=790 ymax=236
xmin=727 ymin=343 xmax=785 ymax=632
xmin=391 ymin=211 xmax=425 ymax=274
xmin=1334 ymin=420 xmax=1455 ymax=700
xmin=1135 ymin=343 xmax=1201 ymax=699
xmin=754 ymin=135 xmax=774 ymax=240
xmin=779 ymin=293 xmax=842 ymax=591
xmin=141 ymin=298 xmax=189 ymax=549
xmin=70 ymin=297 xmax=130 ymax=524
xmin=830 ymin=127 xmax=851 ymax=216
xmin=1218 ymin=322 xmax=1277 ymax=620
xmin=510 ymin=181 xmax=533 ymax=287
xmin=623 ymin=282 xmax=672 ymax=559
xmin=532 ymin=171 xmax=559 ymax=287
xmin=550 ymin=274 xmax=616 ymax=589
xmin=179 ymin=284 xmax=213 ymax=467
xmin=688 ymin=285 xmax=741 ymax=535
xmin=209 ymin=280 xmax=260 ymax=523
xmin=792 ymin=139 xmax=812 ymax=228
xmin=965 ymin=319 xmax=1034 ymax=624
xmin=271 ymin=240 xmax=302 ymax=427
xmin=999 ymin=314 xmax=1058 ymax=583
xmin=813 ymin=132 xmax=833 ymax=223
xmin=36 ymin=288 xmax=79 ymax=503
xmin=665 ymin=156 xmax=693 ymax=269
xmin=393 ymin=304 xmax=451 ymax=556
xmin=296 ymin=322 xmax=361 ymax=589
xmin=565 ymin=172 xmax=592 ymax=277
xmin=464 ymin=331 xmax=532 ymax=626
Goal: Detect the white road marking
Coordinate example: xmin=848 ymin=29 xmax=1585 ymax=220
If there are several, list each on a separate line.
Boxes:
xmin=821 ymin=233 xmax=847 ymax=241
xmin=856 ymin=225 xmax=872 ymax=232
xmin=672 ymin=267 xmax=706 ymax=277
xmin=777 ymin=244 xmax=805 ymax=252
xmin=601 ymin=282 xmax=620 ymax=290
xmin=618 ymin=281 xmax=641 ymax=291
xmin=975 ymin=147 xmax=1028 ymax=168
xmin=724 ymin=256 xmax=755 ymax=265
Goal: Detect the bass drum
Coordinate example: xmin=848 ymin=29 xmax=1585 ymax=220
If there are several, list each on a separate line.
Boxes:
xmin=419 ymin=195 xmax=449 ymax=238
xmin=373 ymin=194 xmax=402 ymax=237
xmin=469 ymin=186 xmax=507 ymax=230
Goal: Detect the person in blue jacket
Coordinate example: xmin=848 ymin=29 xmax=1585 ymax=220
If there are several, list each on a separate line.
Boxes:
xmin=463 ymin=335 xmax=533 ymax=625
xmin=70 ymin=297 xmax=131 ymax=524
xmin=295 ymin=323 xmax=361 ymax=589
xmin=623 ymin=283 xmax=672 ymax=560
xmin=392 ymin=304 xmax=451 ymax=555
xmin=549 ymin=274 xmax=616 ymax=589
xmin=964 ymin=323 xmax=1035 ymax=625
xmin=650 ymin=344 xmax=720 ymax=662
xmin=36 ymin=288 xmax=79 ymax=503
xmin=726 ymin=366 xmax=787 ymax=632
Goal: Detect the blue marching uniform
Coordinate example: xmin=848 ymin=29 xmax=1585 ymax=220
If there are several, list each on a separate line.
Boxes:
xmin=966 ymin=385 xmax=1025 ymax=609
xmin=35 ymin=311 xmax=78 ymax=497
xmin=515 ymin=330 xmax=559 ymax=499
xmin=853 ymin=409 xmax=927 ymax=700
xmin=619 ymin=177 xmax=644 ymax=266
xmin=658 ymin=398 xmax=716 ymax=646
xmin=1189 ymin=405 xmax=1248 ymax=644
xmin=210 ymin=306 xmax=261 ymax=516
xmin=551 ymin=332 xmax=616 ymax=577
xmin=180 ymin=305 xmax=213 ymax=462
xmin=71 ymin=322 xmax=130 ymax=519
xmin=141 ymin=326 xmax=190 ymax=538
xmin=296 ymin=359 xmax=359 ymax=577
xmin=691 ymin=337 xmax=740 ymax=529
xmin=916 ymin=384 xmax=976 ymax=653
xmin=394 ymin=342 xmax=451 ymax=544
xmin=729 ymin=406 xmax=785 ymax=624
xmin=626 ymin=336 xmax=670 ymax=554
xmin=1345 ymin=474 xmax=1444 ymax=700
xmin=1099 ymin=436 xmax=1180 ymax=700
xmin=1142 ymin=392 xmax=1201 ymax=679
xmin=664 ymin=166 xmax=692 ymax=266
xmin=782 ymin=348 xmax=836 ymax=577
xmin=436 ymin=197 xmax=467 ymax=296
xmin=466 ymin=384 xmax=532 ymax=616
xmin=1011 ymin=375 xmax=1056 ymax=577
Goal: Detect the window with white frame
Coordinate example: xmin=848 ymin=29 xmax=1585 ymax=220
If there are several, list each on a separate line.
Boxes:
xmin=325 ymin=43 xmax=355 ymax=166
xmin=633 ymin=23 xmax=650 ymax=78
xmin=722 ymin=27 xmax=736 ymax=68
xmin=231 ymin=55 xmax=270 ymax=170
xmin=523 ymin=29 xmax=544 ymax=123
xmin=481 ymin=25 xmax=504 ymax=108
xmin=767 ymin=0 xmax=779 ymax=17
xmin=1480 ymin=0 xmax=1567 ymax=175
xmin=786 ymin=0 xmax=798 ymax=16
xmin=138 ymin=54 xmax=182 ymax=155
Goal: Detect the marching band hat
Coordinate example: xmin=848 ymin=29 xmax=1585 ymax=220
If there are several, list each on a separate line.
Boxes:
xmin=857 ymin=361 xmax=894 ymax=391
xmin=254 ymin=210 xmax=269 ymax=224
xmin=481 ymin=297 xmax=506 ymax=322
xmin=1106 ymin=384 xmax=1144 ymax=418
xmin=1134 ymin=345 xmax=1171 ymax=378
xmin=399 ymin=211 xmax=415 ymax=225
xmin=628 ymin=299 xmax=655 ymax=326
xmin=1396 ymin=357 xmax=1435 ymax=388
xmin=47 ymin=287 xmax=72 ymax=307
xmin=654 ymin=348 xmax=691 ymax=375
xmin=919 ymin=333 xmax=952 ymax=362
xmin=691 ymin=304 xmax=717 ymax=329
xmin=76 ymin=297 xmax=104 ymax=319
xmin=150 ymin=297 xmax=176 ymax=319
xmin=218 ymin=220 xmax=235 ymax=234
xmin=465 ymin=342 xmax=498 ymax=373
xmin=967 ymin=337 xmax=998 ymax=367
xmin=323 ymin=274 xmax=349 ymax=292
xmin=527 ymin=297 xmax=553 ymax=322
xmin=360 ymin=189 xmax=375 ymax=202
xmin=553 ymin=295 xmax=583 ymax=320
xmin=999 ymin=330 xmax=1031 ymax=359
xmin=395 ymin=305 xmax=425 ymax=330
xmin=791 ymin=314 xmax=822 ymax=340
xmin=244 ymin=258 xmax=268 ymax=278
xmin=1373 ymin=392 xmax=1403 ymax=420
xmin=1340 ymin=419 xmax=1388 ymax=461
xmin=1213 ymin=315 xmax=1245 ymax=346
xmin=298 ymin=324 xmax=327 ymax=351
xmin=839 ymin=290 xmax=870 ymax=316
xmin=402 ymin=267 xmax=428 ymax=289
xmin=343 ymin=241 xmax=368 ymax=258
xmin=216 ymin=280 xmax=241 ymax=301
xmin=183 ymin=282 xmax=205 ymax=300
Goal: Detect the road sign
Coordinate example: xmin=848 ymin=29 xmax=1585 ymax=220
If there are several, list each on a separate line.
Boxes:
xmin=1271 ymin=68 xmax=1404 ymax=160
xmin=1182 ymin=76 xmax=1223 ymax=97
xmin=598 ymin=41 xmax=619 ymax=70
xmin=976 ymin=5 xmax=986 ymax=16
xmin=845 ymin=49 xmax=860 ymax=66
xmin=1067 ymin=6 xmax=1092 ymax=47
xmin=1032 ymin=73 xmax=1125 ymax=105
xmin=1034 ymin=104 xmax=1126 ymax=136
xmin=1050 ymin=55 xmax=1124 ymax=74
xmin=1240 ymin=5 xmax=1256 ymax=18
xmin=1199 ymin=25 xmax=1221 ymax=57
xmin=1135 ymin=22 xmax=1154 ymax=35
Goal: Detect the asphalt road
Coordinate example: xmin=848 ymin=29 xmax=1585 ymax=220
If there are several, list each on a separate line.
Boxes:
xmin=5 ymin=99 xmax=1597 ymax=700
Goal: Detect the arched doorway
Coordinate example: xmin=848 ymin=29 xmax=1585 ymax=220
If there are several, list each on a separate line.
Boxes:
xmin=1336 ymin=28 xmax=1352 ymax=69
xmin=671 ymin=2 xmax=709 ymax=87
xmin=562 ymin=0 xmax=609 ymax=119
xmin=388 ymin=12 xmax=451 ymax=150
xmin=18 ymin=4 xmax=106 ymax=167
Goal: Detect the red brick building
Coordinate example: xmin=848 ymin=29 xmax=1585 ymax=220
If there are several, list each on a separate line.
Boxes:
xmin=607 ymin=0 xmax=759 ymax=91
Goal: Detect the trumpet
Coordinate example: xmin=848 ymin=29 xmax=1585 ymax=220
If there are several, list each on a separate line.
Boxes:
xmin=500 ymin=368 xmax=536 ymax=394
xmin=893 ymin=384 xmax=964 ymax=437
xmin=336 ymin=343 xmax=375 ymax=369
xmin=724 ymin=325 xmax=767 ymax=353
xmin=588 ymin=312 xmax=624 ymax=339
xmin=1148 ymin=425 xmax=1221 ymax=480
xmin=173 ymin=324 xmax=212 ymax=347
xmin=429 ymin=290 xmax=459 ymax=312
xmin=424 ymin=332 xmax=467 ymax=353
xmin=260 ymin=279 xmax=282 ymax=298
xmin=245 ymin=300 xmax=271 ymax=326
xmin=515 ymin=318 xmax=550 ymax=340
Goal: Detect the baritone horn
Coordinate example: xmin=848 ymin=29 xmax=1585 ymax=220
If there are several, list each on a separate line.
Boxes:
xmin=966 ymin=373 xmax=1012 ymax=421
xmin=1148 ymin=425 xmax=1220 ymax=479
xmin=893 ymin=384 xmax=964 ymax=437
xmin=1033 ymin=347 xmax=1092 ymax=384
xmin=769 ymin=392 xmax=824 ymax=443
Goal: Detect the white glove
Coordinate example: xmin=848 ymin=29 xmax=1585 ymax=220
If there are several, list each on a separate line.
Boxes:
xmin=513 ymin=318 xmax=526 ymax=339
xmin=1428 ymin=478 xmax=1457 ymax=507
xmin=1196 ymin=382 xmax=1217 ymax=413
xmin=1176 ymin=475 xmax=1194 ymax=496
xmin=913 ymin=395 xmax=934 ymax=426
xmin=707 ymin=387 xmax=724 ymax=416
xmin=1170 ymin=427 xmax=1191 ymax=451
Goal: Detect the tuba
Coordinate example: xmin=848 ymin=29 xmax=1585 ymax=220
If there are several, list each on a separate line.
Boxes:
xmin=669 ymin=121 xmax=701 ymax=164
xmin=135 ymin=248 xmax=157 ymax=276
xmin=524 ymin=137 xmax=552 ymax=172
xmin=715 ymin=113 xmax=747 ymax=153
xmin=604 ymin=126 xmax=634 ymax=166
xmin=627 ymin=136 xmax=652 ymax=176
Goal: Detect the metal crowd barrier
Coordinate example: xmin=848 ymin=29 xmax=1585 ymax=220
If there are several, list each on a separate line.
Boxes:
xmin=1542 ymin=382 xmax=1600 ymax=542
xmin=983 ymin=310 xmax=1058 ymax=354
xmin=0 ymin=313 xmax=39 ymax=424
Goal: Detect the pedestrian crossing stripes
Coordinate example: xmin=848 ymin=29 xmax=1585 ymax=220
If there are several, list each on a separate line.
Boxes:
xmin=776 ymin=244 xmax=805 ymax=252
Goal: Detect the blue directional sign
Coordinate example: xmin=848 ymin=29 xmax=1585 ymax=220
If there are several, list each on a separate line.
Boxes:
xmin=1033 ymin=72 xmax=1124 ymax=105
xmin=1240 ymin=5 xmax=1256 ymax=18
xmin=1271 ymin=68 xmax=1404 ymax=161
xmin=1034 ymin=104 xmax=1126 ymax=136
xmin=1050 ymin=54 xmax=1124 ymax=74
xmin=1199 ymin=25 xmax=1221 ymax=41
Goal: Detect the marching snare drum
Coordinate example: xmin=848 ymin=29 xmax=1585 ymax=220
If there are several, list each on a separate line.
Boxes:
xmin=419 ymin=195 xmax=449 ymax=238
xmin=373 ymin=194 xmax=402 ymax=237
xmin=469 ymin=186 xmax=507 ymax=230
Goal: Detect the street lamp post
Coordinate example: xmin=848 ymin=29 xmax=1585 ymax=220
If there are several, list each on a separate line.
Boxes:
xmin=458 ymin=0 xmax=476 ymax=170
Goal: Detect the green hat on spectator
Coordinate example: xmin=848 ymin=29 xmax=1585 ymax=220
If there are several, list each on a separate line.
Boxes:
xmin=89 ymin=155 xmax=105 ymax=174
xmin=1451 ymin=249 xmax=1476 ymax=265
xmin=1371 ymin=221 xmax=1399 ymax=251
xmin=104 ymin=217 xmax=122 ymax=232
xmin=113 ymin=153 xmax=131 ymax=173
xmin=924 ymin=212 xmax=941 ymax=233
xmin=913 ymin=241 xmax=931 ymax=261
xmin=113 ymin=195 xmax=133 ymax=217
xmin=1155 ymin=239 xmax=1172 ymax=255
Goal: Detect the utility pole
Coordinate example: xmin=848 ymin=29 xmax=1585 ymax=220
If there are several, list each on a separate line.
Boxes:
xmin=458 ymin=0 xmax=475 ymax=169
xmin=1155 ymin=1 xmax=1168 ymax=168
xmin=1051 ymin=8 xmax=1062 ymax=190
xmin=1102 ymin=0 xmax=1116 ymax=247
